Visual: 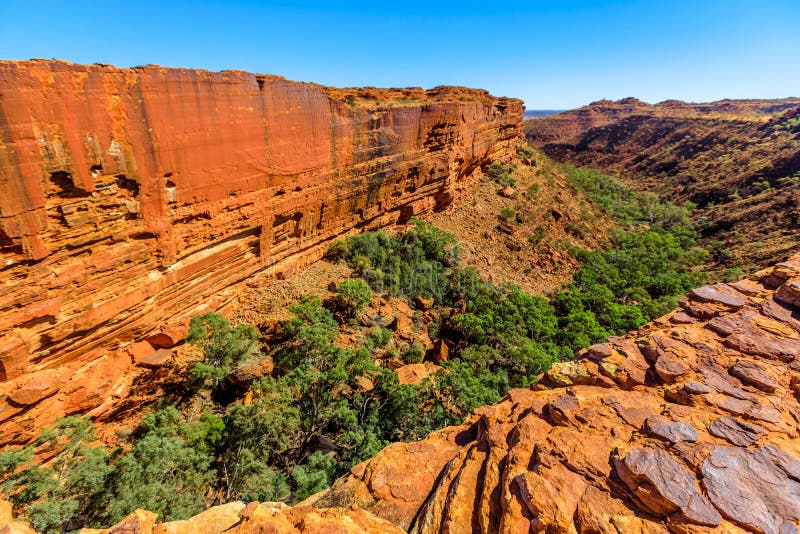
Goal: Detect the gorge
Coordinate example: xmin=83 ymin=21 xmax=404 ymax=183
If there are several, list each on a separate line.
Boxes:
xmin=2 ymin=61 xmax=800 ymax=534
xmin=0 ymin=60 xmax=521 ymax=444
xmin=526 ymin=98 xmax=800 ymax=273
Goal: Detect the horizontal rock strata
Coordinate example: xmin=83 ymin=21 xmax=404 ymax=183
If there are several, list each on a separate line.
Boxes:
xmin=0 ymin=60 xmax=522 ymax=444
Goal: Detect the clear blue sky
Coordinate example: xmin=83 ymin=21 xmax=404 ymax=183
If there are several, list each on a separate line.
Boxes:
xmin=1 ymin=0 xmax=798 ymax=108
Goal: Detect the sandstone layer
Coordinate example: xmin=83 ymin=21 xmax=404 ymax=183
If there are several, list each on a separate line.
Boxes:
xmin=0 ymin=60 xmax=522 ymax=444
xmin=525 ymin=98 xmax=800 ymax=272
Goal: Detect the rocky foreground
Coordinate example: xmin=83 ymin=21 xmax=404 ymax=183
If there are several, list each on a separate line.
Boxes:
xmin=9 ymin=255 xmax=787 ymax=532
xmin=5 ymin=255 xmax=800 ymax=532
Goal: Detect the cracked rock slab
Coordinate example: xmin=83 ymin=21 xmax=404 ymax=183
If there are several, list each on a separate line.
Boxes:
xmin=702 ymin=445 xmax=800 ymax=534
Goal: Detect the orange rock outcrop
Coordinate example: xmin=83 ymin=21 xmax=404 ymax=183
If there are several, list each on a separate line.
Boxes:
xmin=74 ymin=502 xmax=404 ymax=534
xmin=310 ymin=254 xmax=800 ymax=533
xmin=0 ymin=60 xmax=522 ymax=444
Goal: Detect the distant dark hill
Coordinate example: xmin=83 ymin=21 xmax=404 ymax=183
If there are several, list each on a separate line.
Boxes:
xmin=526 ymin=97 xmax=800 ymax=273
xmin=524 ymin=109 xmax=565 ymax=119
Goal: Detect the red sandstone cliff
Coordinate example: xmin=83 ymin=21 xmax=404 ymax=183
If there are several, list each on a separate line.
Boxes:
xmin=0 ymin=60 xmax=522 ymax=444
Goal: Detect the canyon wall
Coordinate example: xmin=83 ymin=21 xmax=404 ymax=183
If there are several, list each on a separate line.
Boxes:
xmin=526 ymin=98 xmax=800 ymax=272
xmin=0 ymin=60 xmax=522 ymax=443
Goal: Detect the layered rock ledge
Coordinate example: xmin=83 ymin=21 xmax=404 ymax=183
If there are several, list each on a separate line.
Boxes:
xmin=0 ymin=60 xmax=522 ymax=444
xmin=317 ymin=254 xmax=800 ymax=533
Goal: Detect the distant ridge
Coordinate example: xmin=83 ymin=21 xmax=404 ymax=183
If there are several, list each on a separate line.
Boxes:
xmin=525 ymin=97 xmax=800 ymax=272
xmin=524 ymin=109 xmax=565 ymax=119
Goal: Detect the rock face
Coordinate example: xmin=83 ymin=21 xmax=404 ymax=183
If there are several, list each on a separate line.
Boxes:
xmin=0 ymin=60 xmax=522 ymax=444
xmin=310 ymin=254 xmax=800 ymax=533
xmin=525 ymin=98 xmax=800 ymax=272
xmin=74 ymin=501 xmax=404 ymax=534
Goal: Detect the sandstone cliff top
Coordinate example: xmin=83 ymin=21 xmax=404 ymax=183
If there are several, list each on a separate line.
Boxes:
xmin=0 ymin=58 xmax=521 ymax=106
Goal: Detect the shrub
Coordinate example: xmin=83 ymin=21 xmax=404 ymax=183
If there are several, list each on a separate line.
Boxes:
xmin=367 ymin=327 xmax=392 ymax=348
xmin=402 ymin=341 xmax=425 ymax=363
xmin=186 ymin=313 xmax=261 ymax=389
xmin=335 ymin=279 xmax=373 ymax=317
xmin=486 ymin=163 xmax=516 ymax=187
xmin=722 ymin=267 xmax=744 ymax=282
xmin=516 ymin=143 xmax=536 ymax=161
xmin=499 ymin=208 xmax=516 ymax=222
xmin=325 ymin=239 xmax=350 ymax=261
xmin=529 ymin=225 xmax=547 ymax=244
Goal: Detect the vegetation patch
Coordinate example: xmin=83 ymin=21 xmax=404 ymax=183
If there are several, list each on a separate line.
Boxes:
xmin=0 ymin=163 xmax=709 ymax=532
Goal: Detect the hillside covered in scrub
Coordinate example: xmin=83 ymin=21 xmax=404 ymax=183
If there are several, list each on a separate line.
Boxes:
xmin=526 ymin=97 xmax=800 ymax=274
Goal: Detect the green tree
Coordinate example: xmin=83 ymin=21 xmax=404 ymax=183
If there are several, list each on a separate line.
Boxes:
xmin=367 ymin=327 xmax=392 ymax=348
xmin=335 ymin=279 xmax=373 ymax=318
xmin=186 ymin=312 xmax=261 ymax=389
xmin=291 ymin=452 xmax=337 ymax=501
xmin=219 ymin=378 xmax=301 ymax=499
xmin=0 ymin=416 xmax=111 ymax=534
xmin=104 ymin=408 xmax=215 ymax=523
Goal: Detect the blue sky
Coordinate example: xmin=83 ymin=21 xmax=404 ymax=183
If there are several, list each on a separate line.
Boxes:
xmin=1 ymin=0 xmax=798 ymax=108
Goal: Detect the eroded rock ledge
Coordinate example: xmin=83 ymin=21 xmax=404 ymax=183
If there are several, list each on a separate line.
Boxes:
xmin=0 ymin=60 xmax=522 ymax=444
xmin=46 ymin=258 xmax=800 ymax=533
xmin=316 ymin=254 xmax=800 ymax=533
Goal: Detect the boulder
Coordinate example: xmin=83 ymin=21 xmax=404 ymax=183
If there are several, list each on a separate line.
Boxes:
xmin=702 ymin=445 xmax=800 ymax=534
xmin=395 ymin=363 xmax=441 ymax=386
xmin=135 ymin=348 xmax=172 ymax=369
xmin=129 ymin=341 xmax=157 ymax=364
xmin=613 ymin=447 xmax=721 ymax=526
xmin=7 ymin=369 xmax=61 ymax=405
